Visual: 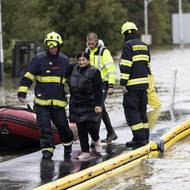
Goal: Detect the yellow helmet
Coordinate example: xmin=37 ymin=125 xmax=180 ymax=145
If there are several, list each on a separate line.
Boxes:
xmin=44 ymin=31 xmax=63 ymax=47
xmin=121 ymin=21 xmax=138 ymax=34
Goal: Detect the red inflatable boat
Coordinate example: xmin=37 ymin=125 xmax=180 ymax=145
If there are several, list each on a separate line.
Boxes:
xmin=0 ymin=105 xmax=77 ymax=148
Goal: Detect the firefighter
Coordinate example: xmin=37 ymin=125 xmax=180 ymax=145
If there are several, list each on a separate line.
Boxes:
xmin=120 ymin=21 xmax=150 ymax=148
xmin=69 ymin=52 xmax=102 ymax=160
xmin=18 ymin=31 xmax=74 ymax=159
xmin=85 ymin=32 xmax=118 ymax=143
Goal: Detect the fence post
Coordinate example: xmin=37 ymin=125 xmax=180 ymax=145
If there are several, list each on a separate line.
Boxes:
xmin=169 ymin=69 xmax=177 ymax=107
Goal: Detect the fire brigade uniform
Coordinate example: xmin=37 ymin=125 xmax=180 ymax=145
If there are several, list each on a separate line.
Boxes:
xmin=86 ymin=41 xmax=117 ymax=141
xmin=120 ymin=22 xmax=150 ymax=147
xmin=18 ymin=32 xmax=74 ymax=159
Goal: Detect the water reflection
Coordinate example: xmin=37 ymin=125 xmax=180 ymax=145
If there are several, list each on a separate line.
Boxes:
xmin=2 ymin=48 xmax=190 ymax=189
xmin=39 ymin=143 xmax=128 ymax=186
xmin=158 ymin=106 xmax=190 ymax=122
xmin=40 ymin=159 xmax=55 ymax=183
xmin=92 ymin=160 xmax=153 ymax=190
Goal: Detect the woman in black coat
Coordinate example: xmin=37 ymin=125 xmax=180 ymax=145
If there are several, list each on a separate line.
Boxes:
xmin=69 ymin=52 xmax=103 ymax=160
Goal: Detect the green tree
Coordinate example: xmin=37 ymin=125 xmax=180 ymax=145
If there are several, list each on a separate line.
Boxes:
xmin=120 ymin=0 xmax=144 ymax=34
xmin=120 ymin=0 xmax=171 ymax=46
xmin=38 ymin=0 xmax=128 ymax=57
xmin=149 ymin=0 xmax=171 ymax=45
xmin=2 ymin=0 xmax=50 ymax=44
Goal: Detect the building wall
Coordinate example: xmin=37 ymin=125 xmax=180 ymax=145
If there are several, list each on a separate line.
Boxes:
xmin=172 ymin=13 xmax=190 ymax=44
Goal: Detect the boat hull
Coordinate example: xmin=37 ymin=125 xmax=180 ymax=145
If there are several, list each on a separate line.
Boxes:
xmin=0 ymin=106 xmax=77 ymax=148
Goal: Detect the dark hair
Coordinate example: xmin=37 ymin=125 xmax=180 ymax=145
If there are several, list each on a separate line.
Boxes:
xmin=77 ymin=51 xmax=90 ymax=60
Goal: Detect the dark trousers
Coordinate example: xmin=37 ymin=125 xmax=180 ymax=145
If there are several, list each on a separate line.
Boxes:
xmin=36 ymin=105 xmax=74 ymax=149
xmin=98 ymin=82 xmax=115 ymax=135
xmin=123 ymin=89 xmax=148 ymax=126
xmin=76 ymin=121 xmax=99 ymax=152
xmin=123 ymin=89 xmax=148 ymax=142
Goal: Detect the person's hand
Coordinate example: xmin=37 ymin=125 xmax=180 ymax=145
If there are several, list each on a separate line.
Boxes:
xmin=107 ymin=87 xmax=114 ymax=95
xmin=95 ymin=106 xmax=102 ymax=113
xmin=18 ymin=97 xmax=26 ymax=104
xmin=123 ymin=86 xmax=128 ymax=94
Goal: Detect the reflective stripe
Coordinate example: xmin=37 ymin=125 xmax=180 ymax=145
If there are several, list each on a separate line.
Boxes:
xmin=97 ymin=47 xmax=104 ymax=70
xmin=18 ymin=86 xmax=28 ymax=93
xmin=41 ymin=147 xmax=54 ymax=153
xmin=120 ymin=73 xmax=129 ymax=80
xmin=120 ymin=59 xmax=133 ymax=67
xmin=127 ymin=77 xmax=148 ymax=86
xmin=53 ymin=99 xmax=67 ymax=107
xmin=24 ymin=72 xmax=35 ymax=81
xmin=104 ymin=61 xmax=115 ymax=67
xmin=34 ymin=98 xmax=67 ymax=107
xmin=35 ymin=98 xmax=51 ymax=106
xmin=131 ymin=123 xmax=144 ymax=131
xmin=63 ymin=141 xmax=73 ymax=146
xmin=132 ymin=55 xmax=149 ymax=62
xmin=143 ymin=123 xmax=149 ymax=128
xmin=36 ymin=76 xmax=65 ymax=84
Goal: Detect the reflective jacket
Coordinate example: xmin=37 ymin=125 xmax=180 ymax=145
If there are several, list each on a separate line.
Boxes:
xmin=86 ymin=46 xmax=116 ymax=85
xmin=120 ymin=34 xmax=151 ymax=90
xmin=18 ymin=52 xmax=70 ymax=108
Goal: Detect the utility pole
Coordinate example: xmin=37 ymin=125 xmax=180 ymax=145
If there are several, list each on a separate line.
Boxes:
xmin=178 ymin=0 xmax=184 ymax=49
xmin=0 ymin=0 xmax=4 ymax=81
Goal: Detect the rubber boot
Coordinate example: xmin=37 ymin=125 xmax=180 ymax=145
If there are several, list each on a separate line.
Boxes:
xmin=125 ymin=128 xmax=148 ymax=148
xmin=42 ymin=148 xmax=54 ymax=160
xmin=64 ymin=142 xmax=73 ymax=156
xmin=101 ymin=132 xmax=118 ymax=143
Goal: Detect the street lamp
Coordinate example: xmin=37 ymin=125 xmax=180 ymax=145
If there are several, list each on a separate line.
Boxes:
xmin=178 ymin=0 xmax=184 ymax=49
xmin=143 ymin=0 xmax=153 ymax=44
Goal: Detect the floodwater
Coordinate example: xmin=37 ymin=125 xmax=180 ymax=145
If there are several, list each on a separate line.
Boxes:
xmin=1 ymin=48 xmax=190 ymax=189
xmin=92 ymin=48 xmax=190 ymax=190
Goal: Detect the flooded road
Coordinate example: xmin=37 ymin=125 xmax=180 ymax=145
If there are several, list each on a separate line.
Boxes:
xmin=91 ymin=48 xmax=190 ymax=190
xmin=1 ymin=48 xmax=190 ymax=189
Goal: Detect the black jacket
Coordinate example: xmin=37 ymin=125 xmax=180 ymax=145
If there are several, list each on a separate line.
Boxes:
xmin=69 ymin=64 xmax=102 ymax=122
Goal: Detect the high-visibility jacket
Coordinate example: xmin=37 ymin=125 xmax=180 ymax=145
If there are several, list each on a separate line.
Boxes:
xmin=17 ymin=52 xmax=70 ymax=108
xmin=120 ymin=37 xmax=151 ymax=90
xmin=86 ymin=46 xmax=116 ymax=85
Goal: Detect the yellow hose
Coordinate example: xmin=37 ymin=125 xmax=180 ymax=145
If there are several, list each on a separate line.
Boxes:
xmin=33 ymin=119 xmax=190 ymax=190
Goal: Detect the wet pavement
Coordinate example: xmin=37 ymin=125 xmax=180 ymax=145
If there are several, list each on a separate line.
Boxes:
xmin=0 ymin=106 xmax=184 ymax=190
xmin=0 ymin=139 xmax=132 ymax=190
xmin=1 ymin=48 xmax=190 ymax=189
